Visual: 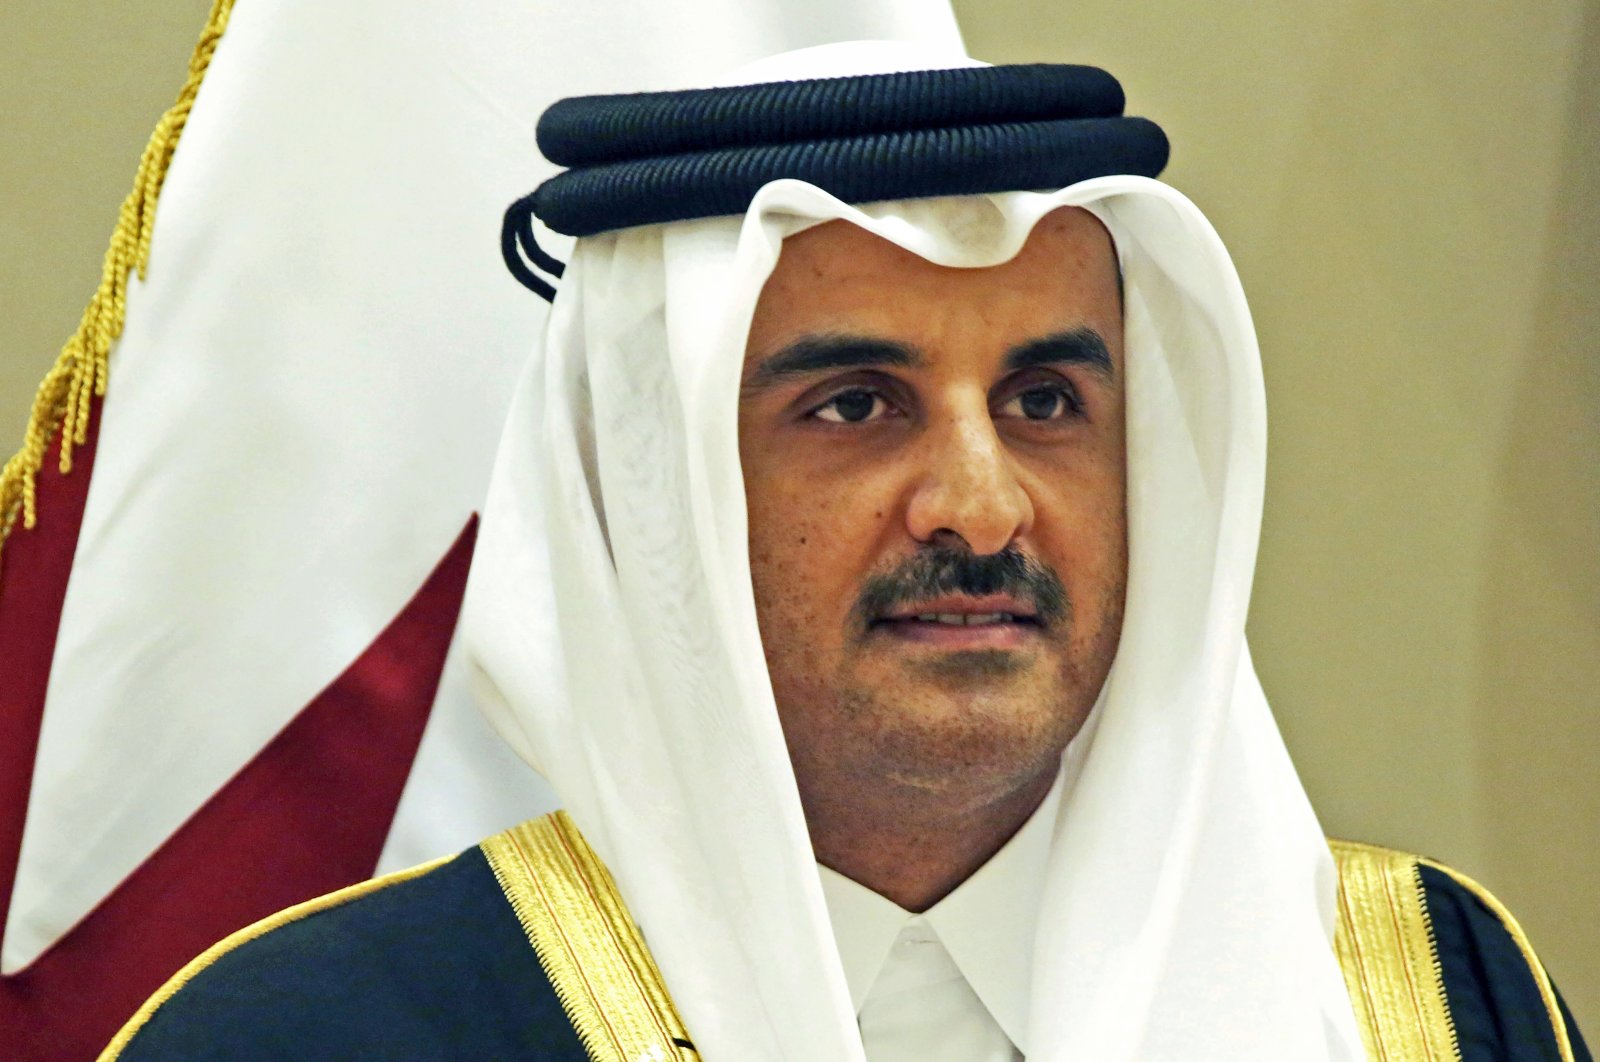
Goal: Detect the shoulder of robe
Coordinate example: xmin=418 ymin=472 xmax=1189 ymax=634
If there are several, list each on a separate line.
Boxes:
xmin=1329 ymin=838 xmax=1592 ymax=1062
xmin=477 ymin=812 xmax=699 ymax=1061
xmin=100 ymin=844 xmax=588 ymax=1061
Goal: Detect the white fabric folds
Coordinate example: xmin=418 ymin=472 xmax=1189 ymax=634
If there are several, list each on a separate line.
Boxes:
xmin=463 ymin=43 xmax=1365 ymax=1062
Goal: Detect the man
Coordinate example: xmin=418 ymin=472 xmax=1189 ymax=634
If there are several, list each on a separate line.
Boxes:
xmin=101 ymin=44 xmax=1588 ymax=1061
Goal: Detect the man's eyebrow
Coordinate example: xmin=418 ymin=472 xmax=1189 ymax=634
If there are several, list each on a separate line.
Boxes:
xmin=1002 ymin=328 xmax=1115 ymax=382
xmin=744 ymin=334 xmax=923 ymax=390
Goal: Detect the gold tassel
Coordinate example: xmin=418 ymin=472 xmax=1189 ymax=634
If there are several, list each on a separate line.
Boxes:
xmin=0 ymin=0 xmax=235 ymax=569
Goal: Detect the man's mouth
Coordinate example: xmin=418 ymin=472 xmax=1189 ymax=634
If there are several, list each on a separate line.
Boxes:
xmin=868 ymin=596 xmax=1043 ymax=648
xmin=901 ymin=612 xmax=1028 ymax=626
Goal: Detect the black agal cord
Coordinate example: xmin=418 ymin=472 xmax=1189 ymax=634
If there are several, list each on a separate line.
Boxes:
xmin=504 ymin=64 xmax=1168 ymax=301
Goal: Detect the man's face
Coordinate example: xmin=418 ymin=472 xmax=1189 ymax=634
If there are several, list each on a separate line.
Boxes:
xmin=739 ymin=206 xmax=1127 ymax=814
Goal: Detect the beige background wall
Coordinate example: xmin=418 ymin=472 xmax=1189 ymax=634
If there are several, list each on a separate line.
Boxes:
xmin=3 ymin=0 xmax=1595 ymax=1034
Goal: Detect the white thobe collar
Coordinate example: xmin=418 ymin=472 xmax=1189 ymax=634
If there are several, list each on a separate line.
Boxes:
xmin=818 ymin=768 xmax=1065 ymax=1055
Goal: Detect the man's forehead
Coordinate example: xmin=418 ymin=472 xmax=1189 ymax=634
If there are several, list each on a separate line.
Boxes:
xmin=745 ymin=204 xmax=1123 ymax=364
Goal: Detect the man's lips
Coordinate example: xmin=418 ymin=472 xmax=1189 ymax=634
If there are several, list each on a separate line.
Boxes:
xmin=868 ymin=595 xmax=1042 ymax=648
xmin=875 ymin=594 xmax=1040 ymax=624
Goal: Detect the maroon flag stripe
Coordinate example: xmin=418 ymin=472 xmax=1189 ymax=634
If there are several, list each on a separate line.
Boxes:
xmin=0 ymin=513 xmax=476 ymax=1059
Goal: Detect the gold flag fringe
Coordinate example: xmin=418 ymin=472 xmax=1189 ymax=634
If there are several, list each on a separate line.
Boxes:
xmin=0 ymin=0 xmax=235 ymax=571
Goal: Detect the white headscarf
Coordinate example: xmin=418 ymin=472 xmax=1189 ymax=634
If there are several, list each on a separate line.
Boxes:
xmin=462 ymin=42 xmax=1366 ymax=1062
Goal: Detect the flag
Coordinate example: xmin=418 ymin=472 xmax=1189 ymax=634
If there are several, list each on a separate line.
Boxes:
xmin=0 ymin=1 xmax=962 ymax=1055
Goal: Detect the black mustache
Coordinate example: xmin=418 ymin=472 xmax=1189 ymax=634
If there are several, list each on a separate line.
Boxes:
xmin=853 ymin=546 xmax=1069 ymax=629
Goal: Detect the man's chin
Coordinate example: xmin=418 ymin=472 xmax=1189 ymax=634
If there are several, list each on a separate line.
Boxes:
xmin=850 ymin=650 xmax=1061 ymax=720
xmin=819 ymin=665 xmax=1089 ymax=798
xmin=907 ymin=647 xmax=1032 ymax=684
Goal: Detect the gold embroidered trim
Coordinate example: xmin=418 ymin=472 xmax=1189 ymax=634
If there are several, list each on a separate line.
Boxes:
xmin=97 ymin=853 xmax=454 ymax=1060
xmin=481 ymin=811 xmax=694 ymax=1062
xmin=1418 ymin=857 xmax=1577 ymax=1062
xmin=0 ymin=0 xmax=234 ymax=571
xmin=1330 ymin=839 xmax=1462 ymax=1062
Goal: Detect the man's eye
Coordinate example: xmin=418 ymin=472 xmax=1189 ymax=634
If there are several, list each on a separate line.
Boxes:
xmin=811 ymin=389 xmax=890 ymax=423
xmin=999 ymin=385 xmax=1082 ymax=421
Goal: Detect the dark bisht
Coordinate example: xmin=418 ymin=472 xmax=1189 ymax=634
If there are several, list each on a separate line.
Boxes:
xmin=502 ymin=62 xmax=1169 ymax=299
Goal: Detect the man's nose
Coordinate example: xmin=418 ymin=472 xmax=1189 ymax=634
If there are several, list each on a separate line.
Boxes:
xmin=904 ymin=411 xmax=1034 ymax=556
